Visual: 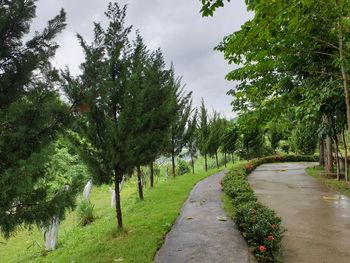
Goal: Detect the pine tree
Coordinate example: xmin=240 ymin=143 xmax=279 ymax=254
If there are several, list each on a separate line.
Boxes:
xmin=62 ymin=2 xmax=133 ymax=229
xmin=207 ymin=111 xmax=224 ymax=169
xmin=0 ymin=1 xmax=74 ymax=238
xmin=166 ymin=68 xmax=192 ymax=177
xmin=128 ymin=35 xmax=174 ymax=198
xmin=198 ymin=99 xmax=209 ymax=171
xmin=222 ymin=123 xmax=239 ymax=164
xmin=186 ymin=110 xmax=198 ymax=174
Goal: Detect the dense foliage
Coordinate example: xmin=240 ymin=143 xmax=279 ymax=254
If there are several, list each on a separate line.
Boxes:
xmin=200 ymin=0 xmax=350 ymax=180
xmin=0 ymin=0 xmax=82 ymax=238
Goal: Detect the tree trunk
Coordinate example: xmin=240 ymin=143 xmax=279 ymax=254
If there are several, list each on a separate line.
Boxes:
xmin=204 ymin=153 xmax=208 ymax=172
xmin=337 ymin=0 xmax=350 ymax=133
xmin=224 ymin=152 xmax=227 ymax=168
xmin=231 ymin=153 xmax=234 ymax=164
xmin=215 ymin=151 xmax=219 ymax=169
xmin=325 ymin=136 xmax=333 ymax=174
xmin=323 ymin=140 xmax=327 ymax=166
xmin=136 ymin=165 xmax=144 ymax=200
xmin=171 ymin=151 xmax=176 ymax=178
xmin=334 ymin=137 xmax=340 ymax=181
xmin=150 ymin=161 xmax=154 ymax=188
xmin=110 ymin=177 xmax=125 ymax=208
xmin=343 ymin=131 xmax=349 ymax=182
xmin=191 ymin=155 xmax=195 ymax=174
xmin=44 ymin=216 xmax=59 ymax=251
xmin=319 ymin=140 xmax=325 ymax=167
xmin=83 ymin=180 xmax=93 ymax=201
xmin=114 ymin=169 xmax=123 ymax=229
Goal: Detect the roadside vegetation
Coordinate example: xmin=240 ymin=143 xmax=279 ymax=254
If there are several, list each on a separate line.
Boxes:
xmin=0 ymin=166 xmax=224 ymax=263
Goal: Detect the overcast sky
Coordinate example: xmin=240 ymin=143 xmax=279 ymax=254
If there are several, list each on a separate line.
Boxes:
xmin=32 ymin=0 xmax=252 ymax=118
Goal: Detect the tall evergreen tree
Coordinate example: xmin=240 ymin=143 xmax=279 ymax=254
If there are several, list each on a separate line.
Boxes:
xmin=198 ymin=99 xmax=209 ymax=171
xmin=268 ymin=122 xmax=284 ymax=153
xmin=166 ymin=68 xmax=192 ymax=177
xmin=0 ymin=1 xmax=74 ymax=238
xmin=128 ymin=35 xmax=174 ymax=198
xmin=143 ymin=49 xmax=175 ymax=188
xmin=222 ymin=122 xmax=239 ymax=164
xmin=62 ymin=2 xmax=133 ymax=229
xmin=207 ymin=111 xmax=224 ymax=169
xmin=186 ymin=110 xmax=198 ymax=174
xmin=239 ymin=114 xmax=265 ymax=159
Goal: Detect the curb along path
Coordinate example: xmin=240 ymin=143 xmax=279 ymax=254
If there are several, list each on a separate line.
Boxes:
xmin=155 ymin=170 xmax=254 ymax=263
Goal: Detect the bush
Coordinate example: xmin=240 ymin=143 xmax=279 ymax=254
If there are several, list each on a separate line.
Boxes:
xmin=222 ymin=155 xmax=316 ymax=262
xmin=77 ymin=200 xmax=94 ymax=226
xmin=290 ymin=124 xmax=318 ymax=155
xmin=177 ymin=159 xmax=191 ymax=175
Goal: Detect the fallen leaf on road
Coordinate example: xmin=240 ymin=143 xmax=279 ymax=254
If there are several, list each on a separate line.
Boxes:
xmin=322 ymin=196 xmax=339 ymax=200
xmin=187 ymin=217 xmax=193 ymax=220
xmin=217 ymin=216 xmax=227 ymax=221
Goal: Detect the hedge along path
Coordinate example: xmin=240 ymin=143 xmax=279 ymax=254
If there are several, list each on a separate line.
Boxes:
xmin=155 ymin=170 xmax=255 ymax=263
xmin=249 ymin=162 xmax=350 ymax=263
xmin=220 ymin=155 xmax=319 ymax=263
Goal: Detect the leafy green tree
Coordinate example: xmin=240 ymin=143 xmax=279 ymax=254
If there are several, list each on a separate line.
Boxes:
xmin=198 ymin=99 xmax=210 ymax=171
xmin=200 ymin=0 xmax=230 ymax=16
xmin=62 ymin=2 xmax=133 ymax=229
xmin=202 ymin=0 xmax=350 ymax=135
xmin=0 ymin=1 xmax=75 ymax=238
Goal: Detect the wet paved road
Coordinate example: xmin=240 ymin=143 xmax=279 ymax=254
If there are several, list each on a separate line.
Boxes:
xmin=155 ymin=170 xmax=255 ymax=263
xmin=248 ymin=162 xmax=350 ymax=263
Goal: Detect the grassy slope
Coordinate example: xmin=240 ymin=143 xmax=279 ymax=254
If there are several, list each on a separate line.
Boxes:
xmin=305 ymin=166 xmax=350 ymax=196
xmin=0 ymin=166 xmax=226 ymax=263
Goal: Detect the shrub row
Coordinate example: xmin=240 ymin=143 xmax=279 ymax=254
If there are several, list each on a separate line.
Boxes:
xmin=222 ymin=155 xmax=318 ymax=262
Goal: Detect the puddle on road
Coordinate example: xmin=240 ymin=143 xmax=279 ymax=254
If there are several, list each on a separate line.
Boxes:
xmin=322 ymin=195 xmax=349 ymax=211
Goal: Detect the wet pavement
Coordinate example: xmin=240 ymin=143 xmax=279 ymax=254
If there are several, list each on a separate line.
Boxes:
xmin=248 ymin=162 xmax=350 ymax=263
xmin=155 ymin=170 xmax=255 ymax=263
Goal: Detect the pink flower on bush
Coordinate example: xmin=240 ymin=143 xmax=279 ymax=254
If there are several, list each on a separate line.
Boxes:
xmin=268 ymin=235 xmax=274 ymax=241
xmin=259 ymin=245 xmax=266 ymax=252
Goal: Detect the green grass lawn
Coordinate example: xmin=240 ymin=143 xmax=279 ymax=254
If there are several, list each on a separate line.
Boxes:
xmin=305 ymin=166 xmax=350 ymax=196
xmin=0 ymin=166 xmax=227 ymax=263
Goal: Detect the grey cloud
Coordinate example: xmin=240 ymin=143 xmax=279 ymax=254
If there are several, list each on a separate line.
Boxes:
xmin=32 ymin=0 xmax=252 ymax=118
